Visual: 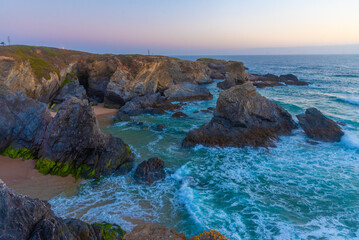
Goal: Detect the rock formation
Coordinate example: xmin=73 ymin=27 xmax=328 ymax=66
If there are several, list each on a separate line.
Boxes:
xmin=183 ymin=82 xmax=298 ymax=148
xmin=0 ymin=180 xmax=126 ymax=240
xmin=0 ymin=85 xmax=133 ymax=179
xmin=248 ymin=73 xmax=309 ymax=88
xmin=134 ymin=157 xmax=166 ymax=183
xmin=0 ymin=84 xmax=51 ymax=157
xmin=217 ymin=61 xmax=248 ymax=89
xmin=38 ymin=98 xmax=134 ymax=178
xmin=171 ymin=112 xmax=189 ymax=118
xmin=296 ymin=108 xmax=344 ymax=142
xmin=164 ymin=83 xmax=213 ymax=101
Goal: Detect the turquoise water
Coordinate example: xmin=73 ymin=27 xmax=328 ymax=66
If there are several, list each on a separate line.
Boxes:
xmin=50 ymin=55 xmax=359 ymax=240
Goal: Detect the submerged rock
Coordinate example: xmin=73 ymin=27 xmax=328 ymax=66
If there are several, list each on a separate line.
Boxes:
xmin=0 ymin=181 xmax=126 ymax=240
xmin=155 ymin=124 xmax=166 ymax=131
xmin=164 ymin=82 xmax=213 ymax=102
xmin=183 ymin=82 xmax=298 ymax=148
xmin=134 ymin=157 xmax=166 ymax=183
xmin=38 ymin=97 xmax=134 ymax=178
xmin=297 ymin=108 xmax=344 ymax=142
xmin=0 ymin=84 xmax=51 ymax=157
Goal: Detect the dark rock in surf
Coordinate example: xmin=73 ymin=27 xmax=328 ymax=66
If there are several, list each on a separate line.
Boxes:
xmin=183 ymin=82 xmax=298 ymax=148
xmin=134 ymin=157 xmax=166 ymax=184
xmin=171 ymin=111 xmax=188 ymax=118
xmin=248 ymin=73 xmax=309 ymax=88
xmin=155 ymin=124 xmax=166 ymax=131
xmin=296 ymin=108 xmax=344 ymax=142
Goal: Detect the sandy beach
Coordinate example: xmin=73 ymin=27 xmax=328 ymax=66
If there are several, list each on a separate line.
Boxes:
xmin=0 ymin=104 xmax=118 ymax=200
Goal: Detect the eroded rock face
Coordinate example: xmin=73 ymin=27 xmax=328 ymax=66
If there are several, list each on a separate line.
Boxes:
xmin=0 ymin=84 xmax=51 ymax=154
xmin=248 ymin=73 xmax=309 ymax=88
xmin=296 ymin=108 xmax=344 ymax=142
xmin=183 ymin=82 xmax=298 ymax=148
xmin=52 ymin=80 xmax=87 ymax=106
xmin=217 ymin=61 xmax=248 ymax=90
xmin=124 ymin=223 xmax=186 ymax=240
xmin=164 ymin=83 xmax=213 ymax=102
xmin=134 ymin=157 xmax=166 ymax=183
xmin=0 ymin=181 xmax=126 ymax=240
xmin=38 ymin=97 xmax=134 ymax=178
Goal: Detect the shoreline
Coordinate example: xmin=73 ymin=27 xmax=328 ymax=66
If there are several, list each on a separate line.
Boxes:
xmin=0 ymin=103 xmax=118 ymax=200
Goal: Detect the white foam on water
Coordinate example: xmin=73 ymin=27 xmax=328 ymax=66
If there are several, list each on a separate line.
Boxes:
xmin=341 ymin=130 xmax=359 ymax=149
xmin=336 ymin=95 xmax=359 ymax=106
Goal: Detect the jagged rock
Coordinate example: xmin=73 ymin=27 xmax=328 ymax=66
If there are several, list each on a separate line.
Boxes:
xmin=155 ymin=124 xmax=166 ymax=131
xmin=116 ymin=93 xmax=180 ymax=117
xmin=164 ymin=83 xmax=213 ymax=102
xmin=217 ymin=61 xmax=248 ymax=89
xmin=248 ymin=73 xmax=309 ymax=88
xmin=52 ymin=80 xmax=87 ymax=105
xmin=0 ymin=181 xmax=125 ymax=240
xmin=38 ymin=97 xmax=134 ymax=178
xmin=183 ymin=82 xmax=298 ymax=148
xmin=124 ymin=223 xmax=186 ymax=240
xmin=197 ymin=58 xmax=227 ymax=79
xmin=0 ymin=84 xmax=51 ymax=155
xmin=134 ymin=157 xmax=166 ymax=183
xmin=171 ymin=112 xmax=189 ymax=118
xmin=297 ymin=108 xmax=344 ymax=142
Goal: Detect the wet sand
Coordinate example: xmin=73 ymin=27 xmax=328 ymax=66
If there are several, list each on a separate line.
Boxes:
xmin=0 ymin=156 xmax=81 ymax=200
xmin=0 ymin=104 xmax=118 ymax=200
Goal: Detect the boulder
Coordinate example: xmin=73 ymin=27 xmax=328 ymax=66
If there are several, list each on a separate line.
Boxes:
xmin=38 ymin=97 xmax=134 ymax=178
xmin=217 ymin=61 xmax=248 ymax=89
xmin=171 ymin=112 xmax=189 ymax=118
xmin=0 ymin=180 xmax=125 ymax=240
xmin=0 ymin=84 xmax=51 ymax=156
xmin=124 ymin=223 xmax=186 ymax=240
xmin=183 ymin=82 xmax=298 ymax=148
xmin=164 ymin=83 xmax=213 ymax=102
xmin=134 ymin=157 xmax=166 ymax=183
xmin=296 ymin=108 xmax=344 ymax=142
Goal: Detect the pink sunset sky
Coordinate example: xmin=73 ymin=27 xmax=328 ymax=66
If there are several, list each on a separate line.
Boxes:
xmin=1 ymin=0 xmax=359 ymax=55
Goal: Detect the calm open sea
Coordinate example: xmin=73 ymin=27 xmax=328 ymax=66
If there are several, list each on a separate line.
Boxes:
xmin=50 ymin=55 xmax=359 ymax=240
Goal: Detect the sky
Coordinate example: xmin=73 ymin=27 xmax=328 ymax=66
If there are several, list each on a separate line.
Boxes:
xmin=1 ymin=0 xmax=359 ymax=55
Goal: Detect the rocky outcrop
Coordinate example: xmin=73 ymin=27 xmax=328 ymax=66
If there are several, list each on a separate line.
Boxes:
xmin=296 ymin=108 xmax=344 ymax=142
xmin=248 ymin=73 xmax=309 ymax=88
xmin=0 ymin=84 xmax=51 ymax=157
xmin=217 ymin=61 xmax=248 ymax=90
xmin=38 ymin=98 xmax=134 ymax=178
xmin=134 ymin=157 xmax=166 ymax=184
xmin=183 ymin=82 xmax=298 ymax=148
xmin=197 ymin=58 xmax=227 ymax=79
xmin=52 ymin=78 xmax=87 ymax=107
xmin=164 ymin=83 xmax=213 ymax=101
xmin=116 ymin=93 xmax=180 ymax=118
xmin=124 ymin=223 xmax=186 ymax=240
xmin=0 ymin=86 xmax=133 ymax=179
xmin=0 ymin=180 xmax=126 ymax=240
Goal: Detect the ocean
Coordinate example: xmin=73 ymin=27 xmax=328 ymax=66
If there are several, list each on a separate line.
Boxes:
xmin=50 ymin=55 xmax=359 ymax=240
